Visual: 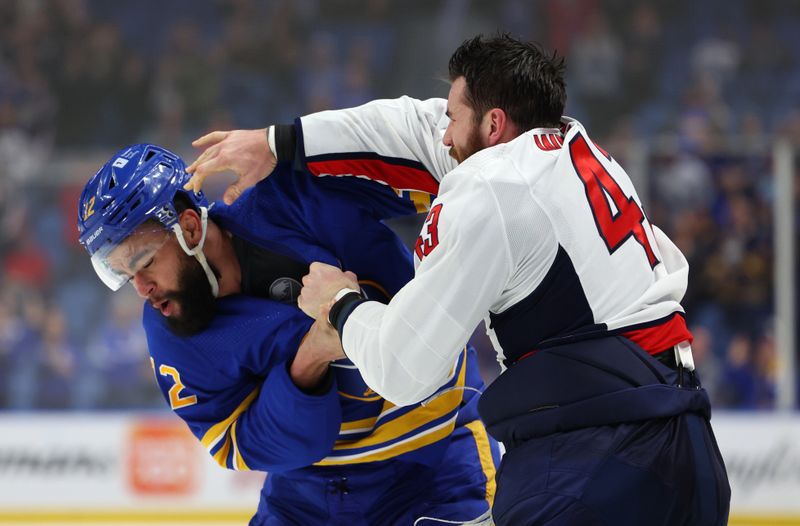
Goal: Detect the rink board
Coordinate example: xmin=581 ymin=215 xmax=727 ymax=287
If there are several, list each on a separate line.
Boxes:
xmin=0 ymin=412 xmax=797 ymax=525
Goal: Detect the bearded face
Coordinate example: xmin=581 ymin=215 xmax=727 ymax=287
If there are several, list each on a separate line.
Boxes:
xmin=443 ymin=77 xmax=489 ymax=165
xmin=448 ymin=123 xmax=485 ymax=164
xmin=107 ymin=224 xmax=217 ymax=337
xmin=161 ymin=250 xmax=216 ymax=337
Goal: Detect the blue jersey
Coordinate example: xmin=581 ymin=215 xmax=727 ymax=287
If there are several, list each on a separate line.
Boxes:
xmin=144 ymin=164 xmax=480 ymax=472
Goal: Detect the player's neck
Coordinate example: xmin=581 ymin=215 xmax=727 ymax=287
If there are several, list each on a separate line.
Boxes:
xmin=202 ymin=223 xmax=241 ymax=297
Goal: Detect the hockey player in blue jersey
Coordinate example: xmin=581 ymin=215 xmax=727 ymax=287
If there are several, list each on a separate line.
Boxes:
xmin=187 ymin=34 xmax=730 ymax=526
xmin=76 ymin=143 xmax=500 ymax=525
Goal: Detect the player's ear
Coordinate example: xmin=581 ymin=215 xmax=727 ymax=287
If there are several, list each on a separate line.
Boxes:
xmin=178 ymin=209 xmax=203 ymax=245
xmin=486 ymin=108 xmax=519 ymax=146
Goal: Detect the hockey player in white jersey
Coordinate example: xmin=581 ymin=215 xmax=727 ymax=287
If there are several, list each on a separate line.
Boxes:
xmin=187 ymin=34 xmax=730 ymax=526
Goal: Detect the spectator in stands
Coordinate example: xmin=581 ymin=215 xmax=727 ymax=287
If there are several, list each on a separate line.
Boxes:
xmin=0 ymin=0 xmax=790 ymax=410
xmin=84 ymin=288 xmax=161 ymax=409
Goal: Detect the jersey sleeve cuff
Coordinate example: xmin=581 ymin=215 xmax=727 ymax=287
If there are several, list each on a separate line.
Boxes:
xmin=274 ymin=124 xmax=296 ymax=163
xmin=328 ymin=292 xmax=367 ymax=338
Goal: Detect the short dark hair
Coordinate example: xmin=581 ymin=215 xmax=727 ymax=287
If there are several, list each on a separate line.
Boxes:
xmin=448 ymin=33 xmax=566 ymax=131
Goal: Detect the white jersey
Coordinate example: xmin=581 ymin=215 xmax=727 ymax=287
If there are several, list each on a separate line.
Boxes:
xmin=299 ymin=98 xmax=692 ymax=406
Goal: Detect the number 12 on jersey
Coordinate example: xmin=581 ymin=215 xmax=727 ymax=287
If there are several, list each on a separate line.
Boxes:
xmin=569 ymin=134 xmax=659 ymax=268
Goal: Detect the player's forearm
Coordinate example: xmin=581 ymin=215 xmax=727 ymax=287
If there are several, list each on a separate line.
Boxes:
xmin=295 ymin=96 xmax=456 ymax=184
xmin=290 ymin=318 xmax=345 ymax=391
xmin=341 ymin=300 xmax=468 ymax=407
xmin=288 ymin=351 xmax=332 ymax=393
xmin=338 ymin=180 xmax=513 ymax=406
xmin=181 ymin=362 xmax=340 ymax=473
xmin=237 ymin=360 xmax=341 ymax=472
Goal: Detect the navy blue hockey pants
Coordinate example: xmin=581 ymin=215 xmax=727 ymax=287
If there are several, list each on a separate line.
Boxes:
xmin=491 ymin=409 xmax=730 ymax=526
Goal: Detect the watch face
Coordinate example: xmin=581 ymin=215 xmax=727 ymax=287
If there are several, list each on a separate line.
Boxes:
xmin=269 ymin=277 xmax=302 ymax=304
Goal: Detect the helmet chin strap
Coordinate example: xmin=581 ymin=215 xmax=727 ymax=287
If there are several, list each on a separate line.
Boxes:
xmin=170 ymin=206 xmax=219 ymax=298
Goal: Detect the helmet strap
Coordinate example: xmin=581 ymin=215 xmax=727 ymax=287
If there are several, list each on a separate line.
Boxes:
xmin=170 ymin=206 xmax=219 ymax=298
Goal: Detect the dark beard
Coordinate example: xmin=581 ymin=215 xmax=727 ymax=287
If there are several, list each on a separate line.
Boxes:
xmin=449 ymin=126 xmax=484 ymax=164
xmin=163 ymin=253 xmax=217 ymax=337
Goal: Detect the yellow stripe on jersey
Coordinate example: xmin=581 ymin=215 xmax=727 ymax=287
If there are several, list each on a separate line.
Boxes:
xmin=329 ymin=349 xmax=467 ymax=451
xmin=201 ymin=387 xmax=260 ymax=450
xmin=337 ymin=390 xmax=383 ymax=402
xmin=212 ymin=435 xmax=232 ymax=468
xmin=231 ymin=420 xmax=249 ymax=471
xmin=340 ymin=415 xmax=378 ymax=432
xmin=316 ymin=415 xmax=457 ymax=465
xmin=408 ymin=191 xmax=432 ymax=213
xmin=465 ymin=420 xmax=497 ymax=507
xmin=392 ymin=188 xmax=432 ymax=213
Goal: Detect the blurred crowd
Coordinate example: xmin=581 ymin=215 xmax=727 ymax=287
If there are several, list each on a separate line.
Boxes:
xmin=0 ymin=0 xmax=797 ymax=411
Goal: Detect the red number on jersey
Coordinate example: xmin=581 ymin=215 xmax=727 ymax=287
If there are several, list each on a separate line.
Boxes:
xmin=569 ymin=134 xmax=658 ymax=268
xmin=414 ymin=203 xmax=443 ymax=260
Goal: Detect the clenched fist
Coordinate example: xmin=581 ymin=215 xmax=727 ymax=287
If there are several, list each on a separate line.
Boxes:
xmin=298 ymin=262 xmax=359 ymax=320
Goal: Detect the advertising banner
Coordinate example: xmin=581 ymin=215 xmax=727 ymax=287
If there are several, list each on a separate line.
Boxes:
xmin=0 ymin=412 xmax=798 ymax=524
xmin=0 ymin=413 xmax=262 ymax=522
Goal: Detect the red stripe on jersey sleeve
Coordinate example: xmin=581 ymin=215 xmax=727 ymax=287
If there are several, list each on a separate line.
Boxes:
xmin=307 ymin=158 xmax=440 ymax=195
xmin=622 ymin=313 xmax=694 ymax=356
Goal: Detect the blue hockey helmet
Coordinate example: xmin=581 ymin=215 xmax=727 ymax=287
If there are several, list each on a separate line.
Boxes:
xmin=77 ymin=144 xmax=217 ymax=294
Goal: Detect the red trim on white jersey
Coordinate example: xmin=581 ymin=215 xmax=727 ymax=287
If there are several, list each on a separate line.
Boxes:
xmin=513 ymin=313 xmax=693 ymax=366
xmin=533 ymin=133 xmax=564 ymax=151
xmin=307 ymin=158 xmax=440 ymax=195
xmin=622 ymin=313 xmax=693 ymax=356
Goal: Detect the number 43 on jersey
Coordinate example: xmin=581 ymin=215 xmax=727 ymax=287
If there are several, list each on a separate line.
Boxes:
xmin=569 ymin=134 xmax=659 ymax=269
